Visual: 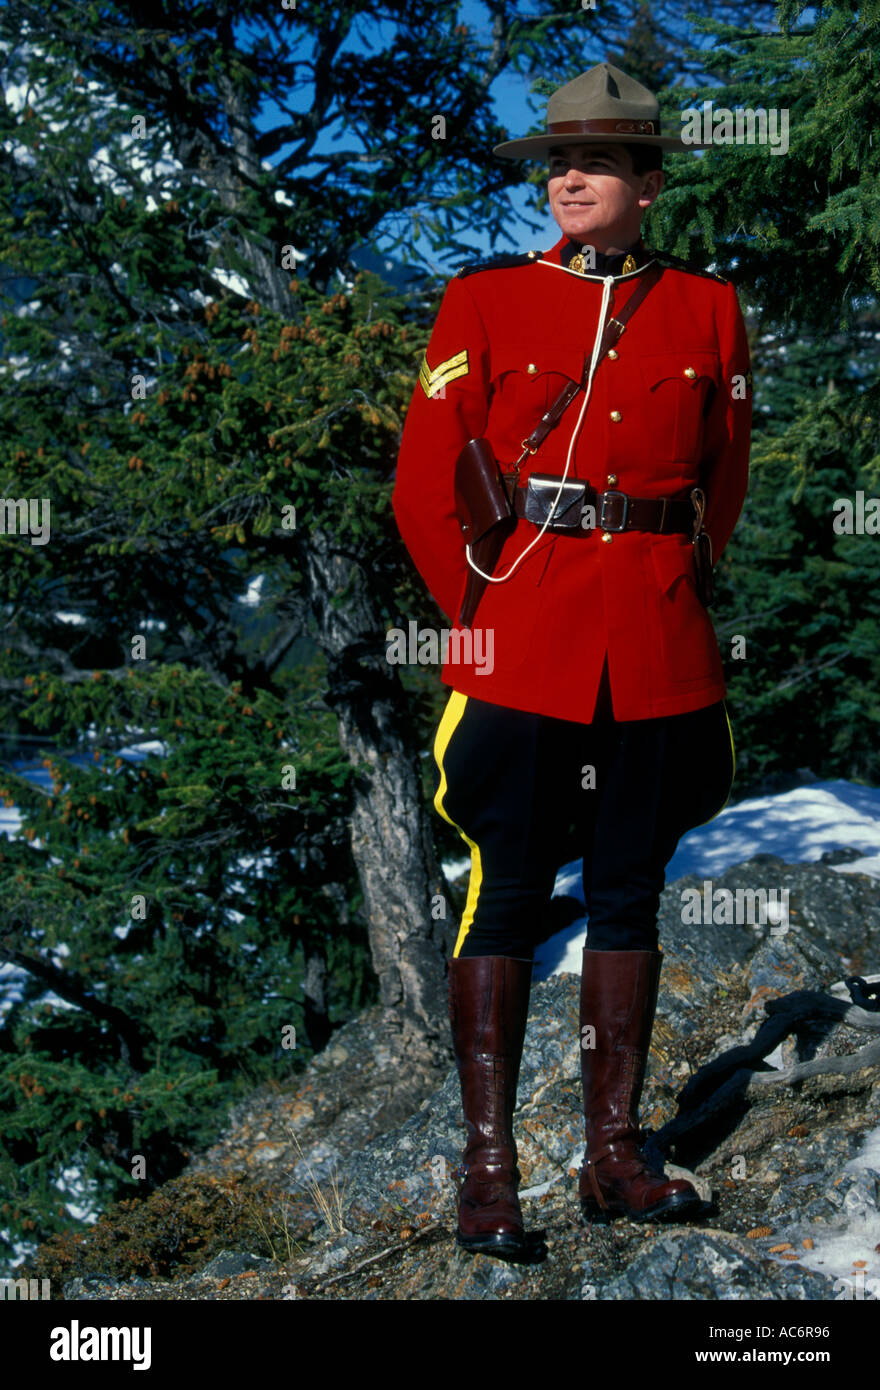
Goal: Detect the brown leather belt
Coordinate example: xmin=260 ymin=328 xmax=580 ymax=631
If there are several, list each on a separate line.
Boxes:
xmin=511 ymin=479 xmax=695 ymax=535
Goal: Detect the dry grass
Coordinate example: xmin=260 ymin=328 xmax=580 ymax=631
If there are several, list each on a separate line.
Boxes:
xmin=280 ymin=1120 xmax=348 ymax=1238
xmin=239 ymin=1184 xmax=308 ymax=1264
xmin=237 ymin=1117 xmax=348 ymax=1262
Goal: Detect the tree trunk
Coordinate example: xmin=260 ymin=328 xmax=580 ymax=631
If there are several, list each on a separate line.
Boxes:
xmin=303 ymin=528 xmax=451 ymax=1079
xmin=302 ymin=939 xmax=333 ymax=1054
xmin=170 ymin=52 xmax=451 ymax=1083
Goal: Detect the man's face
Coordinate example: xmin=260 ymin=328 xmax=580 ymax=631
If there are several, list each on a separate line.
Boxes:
xmin=546 ymin=143 xmax=663 ymax=249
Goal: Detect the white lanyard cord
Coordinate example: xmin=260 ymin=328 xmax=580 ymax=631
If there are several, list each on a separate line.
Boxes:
xmin=464 ymin=273 xmax=616 ymax=585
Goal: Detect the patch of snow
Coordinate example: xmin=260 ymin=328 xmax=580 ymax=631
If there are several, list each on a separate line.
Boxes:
xmin=240 ymin=574 xmax=265 ymax=606
xmin=786 ymin=1142 xmax=880 ymax=1296
xmin=212 ymin=266 xmax=251 ymax=297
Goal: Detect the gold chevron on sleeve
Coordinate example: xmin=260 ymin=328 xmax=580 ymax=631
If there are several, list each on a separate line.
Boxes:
xmin=419 ymin=348 xmax=469 ymax=398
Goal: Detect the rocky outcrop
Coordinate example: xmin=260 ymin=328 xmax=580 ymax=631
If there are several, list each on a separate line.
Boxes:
xmin=58 ymin=853 xmax=880 ymax=1301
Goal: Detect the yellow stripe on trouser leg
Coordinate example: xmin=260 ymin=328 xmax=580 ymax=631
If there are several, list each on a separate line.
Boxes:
xmin=714 ymin=700 xmax=737 ymax=817
xmin=432 ymin=691 xmax=483 ymax=958
xmin=693 ymin=699 xmax=737 ymax=829
xmin=723 ymin=701 xmax=736 ymax=807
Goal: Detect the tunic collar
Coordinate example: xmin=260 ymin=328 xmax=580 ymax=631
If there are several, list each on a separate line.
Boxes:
xmin=546 ymin=234 xmax=653 ymax=279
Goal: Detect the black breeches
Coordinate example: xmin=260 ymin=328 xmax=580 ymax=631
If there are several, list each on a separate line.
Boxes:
xmin=432 ymin=667 xmax=735 ymax=959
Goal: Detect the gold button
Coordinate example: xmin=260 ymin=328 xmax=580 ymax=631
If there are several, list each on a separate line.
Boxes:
xmin=610 ymin=410 xmax=622 ymax=422
xmin=526 ymin=363 xmax=538 ymax=375
xmin=601 ymin=532 xmax=613 ymax=544
xmin=607 ymin=349 xmax=619 ymax=360
xmin=684 ymin=366 xmax=697 ymax=379
xmin=606 ymin=474 xmax=618 ymax=486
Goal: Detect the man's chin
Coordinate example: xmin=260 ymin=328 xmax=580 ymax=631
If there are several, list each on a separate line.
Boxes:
xmin=559 ymin=219 xmax=600 ymax=244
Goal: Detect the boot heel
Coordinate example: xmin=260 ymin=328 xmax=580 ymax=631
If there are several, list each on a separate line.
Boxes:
xmin=579 ymin=1196 xmax=614 ymax=1226
xmin=456 ymin=1228 xmax=527 ymax=1256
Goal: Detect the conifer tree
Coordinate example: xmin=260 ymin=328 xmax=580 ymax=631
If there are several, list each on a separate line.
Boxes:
xmin=641 ymin=0 xmax=880 ymax=789
xmin=0 ymin=0 xmax=629 ymax=1262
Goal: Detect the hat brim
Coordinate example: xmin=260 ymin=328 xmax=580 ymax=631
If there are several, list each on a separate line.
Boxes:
xmin=493 ymin=132 xmax=713 ymax=158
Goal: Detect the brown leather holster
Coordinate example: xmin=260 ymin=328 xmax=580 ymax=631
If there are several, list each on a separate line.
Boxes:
xmin=453 ymin=438 xmax=517 ymax=628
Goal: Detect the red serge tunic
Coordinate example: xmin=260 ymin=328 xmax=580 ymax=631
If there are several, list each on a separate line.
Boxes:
xmin=391 ymin=235 xmax=752 ymax=723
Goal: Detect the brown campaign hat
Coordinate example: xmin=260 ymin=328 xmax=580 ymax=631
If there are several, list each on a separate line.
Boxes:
xmin=493 ymin=61 xmax=710 ymax=157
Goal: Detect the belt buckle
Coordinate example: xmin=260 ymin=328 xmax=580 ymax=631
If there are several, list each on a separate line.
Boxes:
xmin=599 ymin=490 xmax=629 ymax=532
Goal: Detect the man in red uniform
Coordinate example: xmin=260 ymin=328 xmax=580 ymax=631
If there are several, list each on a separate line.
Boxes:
xmin=393 ymin=63 xmax=752 ymax=1256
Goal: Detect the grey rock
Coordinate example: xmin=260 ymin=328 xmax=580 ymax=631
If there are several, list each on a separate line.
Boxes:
xmin=741 ymin=931 xmax=839 ymax=1028
xmin=62 ymin=1275 xmax=122 ymax=1300
xmin=199 ymin=1250 xmax=276 ymax=1279
xmin=61 ymin=1273 xmax=153 ymax=1300
xmin=305 ymin=1233 xmax=369 ymax=1279
xmin=841 ymin=1169 xmax=880 ymax=1218
xmin=593 ymin=1230 xmax=837 ymax=1300
xmin=800 ymin=1197 xmax=839 ymax=1223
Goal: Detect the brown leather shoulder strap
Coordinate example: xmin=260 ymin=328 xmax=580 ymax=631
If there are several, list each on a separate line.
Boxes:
xmin=519 ymin=262 xmax=664 ymax=459
xmin=599 ymin=261 xmax=663 ymax=355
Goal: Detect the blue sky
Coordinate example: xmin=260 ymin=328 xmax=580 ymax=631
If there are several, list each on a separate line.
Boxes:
xmin=248 ymin=1 xmax=616 ymax=268
xmin=248 ymin=2 xmax=785 ymax=272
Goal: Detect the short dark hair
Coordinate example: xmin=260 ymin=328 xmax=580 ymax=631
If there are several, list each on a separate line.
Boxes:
xmin=625 ymin=143 xmax=663 ymax=175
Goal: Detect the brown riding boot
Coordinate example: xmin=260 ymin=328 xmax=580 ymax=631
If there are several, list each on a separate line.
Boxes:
xmin=448 ymin=954 xmax=532 ymax=1255
xmin=578 ymin=946 xmax=701 ymax=1223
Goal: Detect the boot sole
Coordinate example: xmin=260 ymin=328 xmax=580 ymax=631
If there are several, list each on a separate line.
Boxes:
xmin=580 ymin=1188 xmax=703 ymax=1225
xmin=456 ymin=1228 xmax=527 ymax=1257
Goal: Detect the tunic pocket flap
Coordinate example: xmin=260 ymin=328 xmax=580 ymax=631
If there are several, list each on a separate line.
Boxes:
xmin=490 ymin=343 xmax=586 ymax=384
xmin=639 ymin=351 xmax=720 ymax=391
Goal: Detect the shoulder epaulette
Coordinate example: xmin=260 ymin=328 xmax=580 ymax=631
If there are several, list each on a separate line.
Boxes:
xmin=648 ymin=248 xmax=729 ymax=285
xmin=456 ymin=250 xmax=541 ymax=279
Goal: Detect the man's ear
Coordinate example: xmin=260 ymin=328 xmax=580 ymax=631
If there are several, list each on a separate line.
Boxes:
xmin=639 ymin=170 xmax=664 ymax=209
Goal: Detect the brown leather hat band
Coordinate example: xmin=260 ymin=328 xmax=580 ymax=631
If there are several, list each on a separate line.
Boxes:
xmin=547 ymin=118 xmax=661 ymax=137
